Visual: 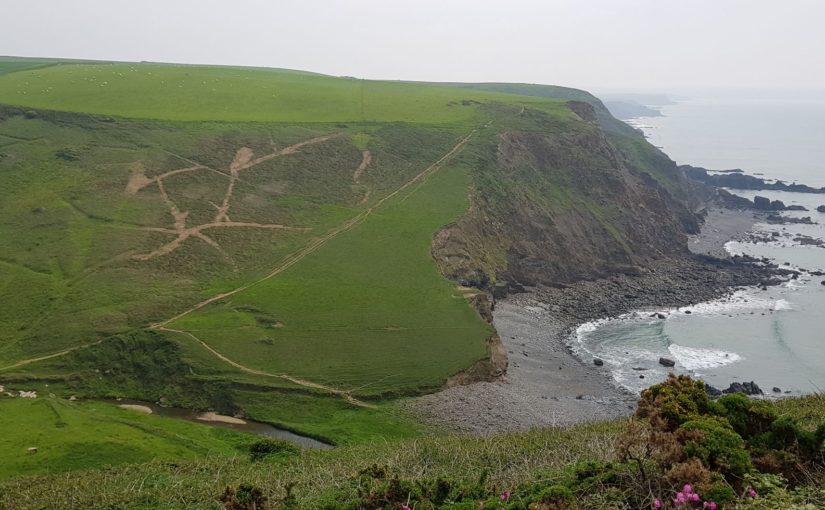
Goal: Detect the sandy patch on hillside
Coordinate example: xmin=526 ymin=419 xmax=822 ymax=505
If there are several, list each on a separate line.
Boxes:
xmin=196 ymin=412 xmax=246 ymax=425
xmin=119 ymin=404 xmax=153 ymax=414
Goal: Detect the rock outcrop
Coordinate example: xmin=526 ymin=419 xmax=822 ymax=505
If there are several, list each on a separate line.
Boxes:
xmin=682 ymin=165 xmax=825 ymax=194
xmin=723 ymin=381 xmax=763 ymax=395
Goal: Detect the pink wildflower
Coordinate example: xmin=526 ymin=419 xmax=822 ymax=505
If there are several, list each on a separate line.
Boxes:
xmin=500 ymin=491 xmax=511 ymax=502
xmin=683 ymin=484 xmax=693 ymax=494
xmin=747 ymin=487 xmax=757 ymax=498
xmin=708 ymin=503 xmax=717 ymax=510
xmin=402 ymin=505 xmax=411 ymax=510
xmin=654 ymin=499 xmax=662 ymax=509
xmin=690 ymin=493 xmax=701 ymax=502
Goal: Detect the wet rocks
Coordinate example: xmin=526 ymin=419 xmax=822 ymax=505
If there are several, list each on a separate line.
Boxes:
xmin=754 ymin=195 xmax=772 ymax=210
xmin=772 ymin=387 xmax=782 ymax=393
xmin=593 ymin=358 xmax=604 ymax=367
xmin=658 ymin=357 xmax=676 ymax=367
xmin=705 ymin=384 xmax=723 ymax=397
xmin=786 ymin=205 xmax=808 ymax=211
xmin=682 ymin=164 xmax=825 ymax=194
xmin=794 ymin=236 xmax=825 ymax=247
xmin=766 ymin=214 xmax=815 ymax=225
xmin=752 ymin=196 xmax=788 ymax=211
xmin=818 ymin=205 xmax=825 ymax=213
xmin=722 ymin=381 xmax=763 ymax=395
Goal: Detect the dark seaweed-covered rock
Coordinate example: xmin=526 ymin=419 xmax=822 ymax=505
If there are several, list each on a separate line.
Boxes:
xmin=659 ymin=357 xmax=676 ymax=368
xmin=754 ymin=196 xmax=772 ymax=210
xmin=705 ymin=383 xmax=723 ymax=397
xmin=722 ymin=381 xmax=763 ymax=395
xmin=818 ymin=205 xmax=825 ymax=213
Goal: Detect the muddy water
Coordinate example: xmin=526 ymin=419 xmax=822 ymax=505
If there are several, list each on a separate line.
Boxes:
xmin=114 ymin=400 xmax=332 ymax=449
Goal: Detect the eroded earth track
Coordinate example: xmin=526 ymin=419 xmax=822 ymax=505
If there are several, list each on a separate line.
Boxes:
xmin=4 ymin=128 xmax=481 ymax=407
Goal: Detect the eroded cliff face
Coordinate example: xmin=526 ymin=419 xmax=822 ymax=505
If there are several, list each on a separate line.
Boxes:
xmin=434 ymin=101 xmax=706 ymax=288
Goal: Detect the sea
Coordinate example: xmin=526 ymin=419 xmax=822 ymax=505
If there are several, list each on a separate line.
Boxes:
xmin=575 ymin=91 xmax=825 ymax=395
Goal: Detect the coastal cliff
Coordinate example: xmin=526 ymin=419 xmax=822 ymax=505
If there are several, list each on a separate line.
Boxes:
xmin=434 ymin=86 xmax=712 ymax=290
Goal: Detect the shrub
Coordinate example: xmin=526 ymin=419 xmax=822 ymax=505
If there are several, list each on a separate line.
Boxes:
xmin=532 ymin=485 xmax=575 ymax=509
xmin=680 ymin=418 xmax=752 ymax=479
xmin=248 ymin=439 xmax=299 ymax=462
xmin=702 ymin=480 xmax=737 ymax=506
xmin=55 ymin=147 xmax=80 ymax=161
xmin=638 ymin=374 xmax=719 ymax=430
xmin=220 ymin=484 xmax=269 ymax=510
xmin=717 ymin=393 xmax=777 ymax=439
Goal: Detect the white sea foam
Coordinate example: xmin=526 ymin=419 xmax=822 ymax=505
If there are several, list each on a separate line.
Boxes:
xmin=668 ymin=344 xmax=742 ymax=371
xmin=774 ymin=299 xmax=793 ymax=311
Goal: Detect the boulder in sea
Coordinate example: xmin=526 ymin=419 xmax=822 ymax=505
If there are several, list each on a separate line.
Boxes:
xmin=821 ymin=281 xmax=825 ymax=286
xmin=771 ymin=200 xmax=787 ymax=210
xmin=723 ymin=381 xmax=763 ymax=395
xmin=772 ymin=387 xmax=782 ymax=393
xmin=786 ymin=205 xmax=808 ymax=211
xmin=817 ymin=205 xmax=825 ymax=213
xmin=754 ymin=195 xmax=772 ymax=210
xmin=658 ymin=357 xmax=676 ymax=368
xmin=656 ymin=313 xmax=667 ymax=320
xmin=593 ymin=358 xmax=604 ymax=367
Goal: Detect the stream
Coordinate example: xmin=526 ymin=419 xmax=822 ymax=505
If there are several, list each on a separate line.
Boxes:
xmin=113 ymin=399 xmax=332 ymax=449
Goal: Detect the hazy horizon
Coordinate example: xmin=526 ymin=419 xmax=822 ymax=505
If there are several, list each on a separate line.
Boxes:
xmin=3 ymin=0 xmax=824 ymax=92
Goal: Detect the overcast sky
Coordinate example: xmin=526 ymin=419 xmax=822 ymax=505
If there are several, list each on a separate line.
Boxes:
xmin=2 ymin=0 xmax=824 ymax=91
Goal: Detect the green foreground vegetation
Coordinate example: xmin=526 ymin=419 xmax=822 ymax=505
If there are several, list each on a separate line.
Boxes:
xmin=0 ymin=397 xmax=255 ymax=480
xmin=1 ymin=381 xmax=823 ymax=509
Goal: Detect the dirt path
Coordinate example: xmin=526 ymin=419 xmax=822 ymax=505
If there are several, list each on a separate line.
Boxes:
xmin=129 ymin=134 xmax=341 ymax=262
xmin=160 ymin=327 xmax=372 ymax=408
xmin=0 ymin=340 xmax=103 ymax=373
xmin=153 ymin=128 xmax=478 ymax=328
xmin=4 ymin=128 xmax=480 ymax=404
xmin=353 ymin=150 xmax=372 ymax=183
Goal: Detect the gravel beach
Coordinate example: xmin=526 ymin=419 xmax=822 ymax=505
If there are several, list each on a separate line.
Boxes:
xmin=688 ymin=208 xmax=763 ymax=259
xmin=412 ymin=208 xmax=779 ymax=434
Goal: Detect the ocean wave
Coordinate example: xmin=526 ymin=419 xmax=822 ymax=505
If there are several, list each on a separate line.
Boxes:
xmin=774 ymin=299 xmax=793 ymax=310
xmin=668 ymin=344 xmax=742 ymax=370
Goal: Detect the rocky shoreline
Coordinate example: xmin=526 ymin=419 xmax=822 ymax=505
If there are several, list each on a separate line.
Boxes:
xmin=411 ymin=208 xmax=789 ymax=434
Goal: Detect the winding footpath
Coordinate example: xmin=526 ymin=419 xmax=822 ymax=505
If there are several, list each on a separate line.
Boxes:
xmin=2 ymin=126 xmax=482 ymax=406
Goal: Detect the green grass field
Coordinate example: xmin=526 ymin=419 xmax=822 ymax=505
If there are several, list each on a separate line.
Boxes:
xmin=0 ymin=397 xmax=255 ymax=479
xmin=0 ymin=61 xmax=571 ymax=124
xmin=170 ymin=161 xmax=492 ymax=395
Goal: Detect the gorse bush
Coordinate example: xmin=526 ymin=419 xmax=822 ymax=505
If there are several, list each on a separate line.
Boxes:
xmin=679 ymin=418 xmax=752 ymax=478
xmin=636 ymin=375 xmax=824 ymax=482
